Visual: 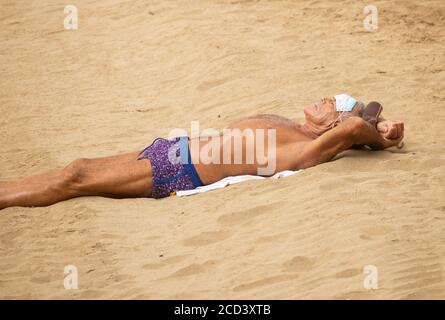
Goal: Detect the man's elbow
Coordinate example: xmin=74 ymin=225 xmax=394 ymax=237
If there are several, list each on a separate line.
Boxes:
xmin=343 ymin=116 xmax=368 ymax=141
xmin=344 ymin=116 xmax=385 ymax=150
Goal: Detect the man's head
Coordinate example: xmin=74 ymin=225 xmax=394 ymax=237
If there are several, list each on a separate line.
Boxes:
xmin=303 ymin=94 xmax=365 ymax=137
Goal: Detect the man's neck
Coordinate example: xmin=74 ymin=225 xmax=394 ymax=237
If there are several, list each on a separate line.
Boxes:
xmin=298 ymin=122 xmax=319 ymax=139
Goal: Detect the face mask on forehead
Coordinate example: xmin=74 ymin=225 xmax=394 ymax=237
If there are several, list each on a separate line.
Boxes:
xmin=334 ymin=94 xmax=357 ymax=112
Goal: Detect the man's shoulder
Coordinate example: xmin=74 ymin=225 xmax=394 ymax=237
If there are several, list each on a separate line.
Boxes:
xmin=248 ymin=114 xmax=295 ymax=123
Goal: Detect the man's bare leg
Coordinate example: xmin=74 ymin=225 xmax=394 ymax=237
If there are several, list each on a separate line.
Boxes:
xmin=0 ymin=152 xmax=153 ymax=210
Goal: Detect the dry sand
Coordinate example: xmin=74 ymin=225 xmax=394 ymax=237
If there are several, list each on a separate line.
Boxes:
xmin=0 ymin=0 xmax=444 ymax=299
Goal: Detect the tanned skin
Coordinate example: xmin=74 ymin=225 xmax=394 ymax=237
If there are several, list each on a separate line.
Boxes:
xmin=0 ymin=97 xmax=404 ymax=210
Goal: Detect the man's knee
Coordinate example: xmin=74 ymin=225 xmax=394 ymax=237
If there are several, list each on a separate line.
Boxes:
xmin=61 ymin=158 xmax=90 ymax=189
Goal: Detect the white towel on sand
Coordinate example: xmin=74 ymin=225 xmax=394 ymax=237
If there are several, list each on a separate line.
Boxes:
xmin=176 ymin=170 xmax=302 ymax=196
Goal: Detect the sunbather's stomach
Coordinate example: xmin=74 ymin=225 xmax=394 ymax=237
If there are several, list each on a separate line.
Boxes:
xmin=188 ymin=130 xmax=302 ymax=185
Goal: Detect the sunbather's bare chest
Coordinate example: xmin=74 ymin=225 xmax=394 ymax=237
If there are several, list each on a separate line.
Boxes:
xmin=191 ymin=115 xmax=312 ymax=184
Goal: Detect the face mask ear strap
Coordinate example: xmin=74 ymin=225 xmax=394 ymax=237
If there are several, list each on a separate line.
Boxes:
xmin=330 ymin=111 xmax=345 ymax=129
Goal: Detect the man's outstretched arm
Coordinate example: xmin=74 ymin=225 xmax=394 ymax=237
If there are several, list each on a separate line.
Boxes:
xmin=294 ymin=116 xmax=404 ymax=169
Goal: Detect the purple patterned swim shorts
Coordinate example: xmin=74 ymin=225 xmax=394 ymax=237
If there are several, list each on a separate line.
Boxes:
xmin=137 ymin=136 xmax=204 ymax=199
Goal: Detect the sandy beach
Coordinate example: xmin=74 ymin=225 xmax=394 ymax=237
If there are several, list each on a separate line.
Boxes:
xmin=0 ymin=0 xmax=444 ymax=299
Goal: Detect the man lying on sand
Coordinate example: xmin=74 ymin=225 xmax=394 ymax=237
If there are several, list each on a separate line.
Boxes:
xmin=0 ymin=94 xmax=404 ymax=210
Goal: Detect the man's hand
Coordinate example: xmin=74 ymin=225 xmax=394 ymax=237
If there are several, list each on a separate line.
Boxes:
xmin=349 ymin=117 xmax=404 ymax=150
xmin=376 ymin=119 xmax=404 ymax=149
xmin=377 ymin=120 xmax=404 ymax=140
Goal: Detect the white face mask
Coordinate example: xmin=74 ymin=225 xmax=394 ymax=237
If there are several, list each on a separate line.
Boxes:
xmin=334 ymin=94 xmax=357 ymax=112
xmin=329 ymin=94 xmax=358 ymax=129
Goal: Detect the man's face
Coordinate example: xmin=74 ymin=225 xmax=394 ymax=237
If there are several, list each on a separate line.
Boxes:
xmin=304 ymin=97 xmax=338 ymax=127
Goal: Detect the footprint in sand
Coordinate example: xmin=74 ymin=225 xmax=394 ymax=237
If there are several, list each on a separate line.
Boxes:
xmin=359 ymin=225 xmax=393 ymax=240
xmin=101 ymin=233 xmax=126 ymax=240
xmin=334 ymin=268 xmax=362 ymax=278
xmin=0 ymin=230 xmax=25 ymax=248
xmin=30 ymin=274 xmax=53 ymax=284
xmin=182 ymin=230 xmax=231 ymax=247
xmin=217 ymin=203 xmax=278 ymax=227
xmin=142 ymin=254 xmax=190 ymax=270
xmin=165 ymin=260 xmax=216 ymax=279
xmin=196 ymin=74 xmax=241 ymax=92
xmin=256 ymin=232 xmax=289 ymax=244
xmin=232 ymin=273 xmax=299 ymax=292
xmin=282 ymin=256 xmax=315 ymax=273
